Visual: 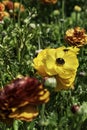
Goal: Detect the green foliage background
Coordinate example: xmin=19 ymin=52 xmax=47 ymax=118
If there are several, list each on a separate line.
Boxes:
xmin=0 ymin=0 xmax=87 ymax=129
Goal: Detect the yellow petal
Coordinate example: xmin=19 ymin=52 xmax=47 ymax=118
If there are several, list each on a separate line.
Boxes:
xmin=38 ymin=89 xmax=50 ymax=102
xmin=55 ymin=75 xmax=75 ymax=91
xmin=9 ymin=105 xmax=38 ymax=122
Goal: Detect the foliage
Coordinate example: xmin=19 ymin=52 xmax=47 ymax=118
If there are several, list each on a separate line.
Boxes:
xmin=0 ymin=0 xmax=87 ymax=129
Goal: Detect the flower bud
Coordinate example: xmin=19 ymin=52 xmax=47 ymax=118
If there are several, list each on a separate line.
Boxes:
xmin=39 ymin=119 xmax=49 ymax=126
xmin=74 ymin=5 xmax=81 ymax=12
xmin=51 ymin=10 xmax=60 ymax=17
xmin=71 ymin=105 xmax=80 ymax=114
xmin=43 ymin=77 xmax=57 ymax=89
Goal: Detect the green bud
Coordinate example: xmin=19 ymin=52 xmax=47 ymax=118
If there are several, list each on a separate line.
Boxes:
xmin=74 ymin=5 xmax=81 ymax=12
xmin=44 ymin=77 xmax=57 ymax=89
xmin=51 ymin=10 xmax=60 ymax=17
xmin=39 ymin=119 xmax=49 ymax=126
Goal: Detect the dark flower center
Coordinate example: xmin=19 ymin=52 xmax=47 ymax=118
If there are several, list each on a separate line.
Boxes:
xmin=56 ymin=58 xmax=65 ymax=65
xmin=63 ymin=49 xmax=69 ymax=52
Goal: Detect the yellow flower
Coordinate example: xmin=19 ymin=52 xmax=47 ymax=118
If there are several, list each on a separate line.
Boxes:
xmin=33 ymin=48 xmax=56 ymax=76
xmin=14 ymin=2 xmax=25 ymax=12
xmin=0 ymin=11 xmax=10 ymax=21
xmin=74 ymin=5 xmax=81 ymax=12
xmin=0 ymin=2 xmax=5 ymax=11
xmin=65 ymin=27 xmax=87 ymax=47
xmin=3 ymin=11 xmax=10 ymax=17
xmin=40 ymin=0 xmax=57 ymax=4
xmin=2 ymin=0 xmax=10 ymax=6
xmin=33 ymin=46 xmax=79 ymax=91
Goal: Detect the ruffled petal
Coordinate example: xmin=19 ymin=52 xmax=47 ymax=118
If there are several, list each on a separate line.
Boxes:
xmin=9 ymin=105 xmax=38 ymax=122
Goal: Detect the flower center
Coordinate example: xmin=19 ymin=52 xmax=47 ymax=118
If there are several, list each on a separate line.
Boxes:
xmin=56 ymin=58 xmax=65 ymax=65
xmin=63 ymin=49 xmax=69 ymax=52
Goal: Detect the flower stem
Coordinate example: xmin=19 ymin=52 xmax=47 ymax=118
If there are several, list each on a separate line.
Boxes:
xmin=18 ymin=0 xmax=23 ymax=27
xmin=38 ymin=36 xmax=41 ymax=50
xmin=41 ymin=104 xmax=45 ymax=118
xmin=13 ymin=120 xmax=19 ymax=130
xmin=41 ymin=104 xmax=45 ymax=130
xmin=62 ymin=0 xmax=65 ymax=19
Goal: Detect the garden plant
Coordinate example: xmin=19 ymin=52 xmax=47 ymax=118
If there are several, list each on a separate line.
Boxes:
xmin=0 ymin=0 xmax=87 ymax=130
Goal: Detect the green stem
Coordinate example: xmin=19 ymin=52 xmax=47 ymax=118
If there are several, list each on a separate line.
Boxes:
xmin=62 ymin=0 xmax=65 ymax=19
xmin=27 ymin=121 xmax=35 ymax=130
xmin=6 ymin=66 xmax=15 ymax=79
xmin=41 ymin=104 xmax=45 ymax=130
xmin=41 ymin=104 xmax=45 ymax=118
xmin=61 ymin=0 xmax=65 ymax=39
xmin=13 ymin=120 xmax=19 ymax=130
xmin=18 ymin=48 xmax=21 ymax=63
xmin=38 ymin=36 xmax=41 ymax=50
xmin=75 ymin=12 xmax=78 ymax=26
xmin=18 ymin=0 xmax=22 ymax=27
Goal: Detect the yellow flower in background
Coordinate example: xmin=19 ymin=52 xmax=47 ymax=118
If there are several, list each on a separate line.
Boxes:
xmin=33 ymin=46 xmax=79 ymax=91
xmin=3 ymin=11 xmax=10 ymax=17
xmin=74 ymin=5 xmax=81 ymax=12
xmin=14 ymin=2 xmax=25 ymax=12
xmin=40 ymin=0 xmax=57 ymax=4
xmin=65 ymin=27 xmax=87 ymax=47
xmin=0 ymin=2 xmax=5 ymax=11
xmin=0 ymin=11 xmax=10 ymax=21
xmin=2 ymin=0 xmax=10 ymax=6
xmin=3 ymin=1 xmax=14 ymax=10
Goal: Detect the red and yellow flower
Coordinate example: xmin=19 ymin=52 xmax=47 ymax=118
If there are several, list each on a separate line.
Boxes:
xmin=65 ymin=27 xmax=87 ymax=47
xmin=4 ymin=1 xmax=14 ymax=10
xmin=0 ymin=77 xmax=50 ymax=123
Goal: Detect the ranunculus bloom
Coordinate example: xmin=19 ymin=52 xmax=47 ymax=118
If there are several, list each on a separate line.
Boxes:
xmin=65 ymin=27 xmax=87 ymax=47
xmin=4 ymin=1 xmax=14 ymax=10
xmin=40 ymin=0 xmax=57 ymax=4
xmin=74 ymin=5 xmax=81 ymax=12
xmin=0 ymin=77 xmax=50 ymax=123
xmin=0 ymin=11 xmax=10 ymax=20
xmin=3 ymin=11 xmax=10 ymax=17
xmin=14 ymin=2 xmax=25 ymax=12
xmin=2 ymin=0 xmax=10 ymax=6
xmin=0 ymin=2 xmax=5 ymax=11
xmin=33 ymin=46 xmax=79 ymax=91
